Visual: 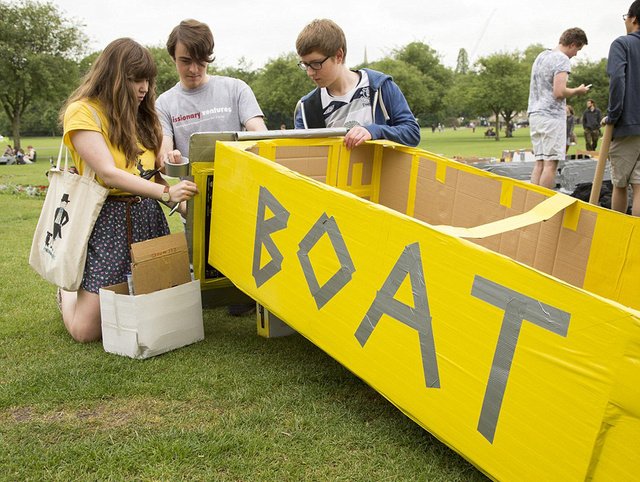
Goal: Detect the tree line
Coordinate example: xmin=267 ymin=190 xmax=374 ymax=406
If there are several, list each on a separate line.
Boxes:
xmin=0 ymin=0 xmax=610 ymax=148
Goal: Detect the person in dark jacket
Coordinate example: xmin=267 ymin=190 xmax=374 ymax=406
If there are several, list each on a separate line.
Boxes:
xmin=582 ymin=99 xmax=602 ymax=151
xmin=603 ymin=0 xmax=640 ymax=216
xmin=294 ymin=19 xmax=420 ymax=149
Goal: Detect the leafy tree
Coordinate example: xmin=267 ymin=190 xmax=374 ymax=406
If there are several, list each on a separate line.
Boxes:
xmin=392 ymin=42 xmax=453 ymax=123
xmin=522 ymin=43 xmax=546 ymax=69
xmin=364 ymin=58 xmax=431 ymax=125
xmin=444 ymin=70 xmax=481 ymax=122
xmin=147 ymin=46 xmax=180 ymax=96
xmin=456 ymin=48 xmax=470 ymax=75
xmin=250 ymin=53 xmax=315 ymax=129
xmin=78 ymin=50 xmax=100 ymax=77
xmin=472 ymin=52 xmax=529 ymax=140
xmin=0 ymin=0 xmax=87 ymax=149
xmin=213 ymin=57 xmax=259 ymax=85
xmin=568 ymin=58 xmax=609 ymax=117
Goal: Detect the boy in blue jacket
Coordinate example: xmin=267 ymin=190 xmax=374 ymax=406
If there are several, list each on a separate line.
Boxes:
xmin=294 ymin=19 xmax=420 ymax=149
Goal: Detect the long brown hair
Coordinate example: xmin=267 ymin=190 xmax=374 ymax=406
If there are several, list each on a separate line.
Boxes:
xmin=62 ymin=38 xmax=163 ymax=167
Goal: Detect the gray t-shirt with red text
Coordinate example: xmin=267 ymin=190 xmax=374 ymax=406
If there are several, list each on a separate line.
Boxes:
xmin=156 ymin=76 xmax=263 ymax=157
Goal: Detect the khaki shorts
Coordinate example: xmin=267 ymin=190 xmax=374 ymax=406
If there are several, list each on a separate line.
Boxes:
xmin=529 ymin=114 xmax=565 ymax=161
xmin=609 ymin=135 xmax=640 ymax=187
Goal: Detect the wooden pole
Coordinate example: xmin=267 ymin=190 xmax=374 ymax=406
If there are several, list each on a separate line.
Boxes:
xmin=589 ymin=124 xmax=614 ymax=205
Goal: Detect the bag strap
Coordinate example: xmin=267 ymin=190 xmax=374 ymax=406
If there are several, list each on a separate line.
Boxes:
xmin=57 ymin=102 xmax=105 ymax=181
xmin=82 ymin=104 xmax=103 ymax=182
xmin=55 ymin=138 xmax=67 ymax=171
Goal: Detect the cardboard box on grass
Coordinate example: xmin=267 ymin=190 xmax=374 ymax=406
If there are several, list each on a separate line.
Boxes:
xmin=99 ymin=233 xmax=203 ymax=359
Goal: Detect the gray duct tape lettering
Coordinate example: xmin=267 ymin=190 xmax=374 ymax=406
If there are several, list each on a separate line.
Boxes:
xmin=252 ymin=186 xmax=290 ymax=288
xmin=297 ymin=213 xmax=355 ymax=309
xmin=354 ymin=242 xmax=440 ymax=389
xmin=471 ymin=275 xmax=571 ymax=443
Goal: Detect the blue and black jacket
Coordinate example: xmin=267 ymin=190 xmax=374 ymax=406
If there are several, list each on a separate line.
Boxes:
xmin=294 ymin=68 xmax=421 ymax=147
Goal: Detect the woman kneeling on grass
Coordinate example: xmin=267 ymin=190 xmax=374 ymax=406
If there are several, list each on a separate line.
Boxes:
xmin=58 ymin=38 xmax=198 ymax=342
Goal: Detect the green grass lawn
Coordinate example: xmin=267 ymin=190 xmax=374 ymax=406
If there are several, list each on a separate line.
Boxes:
xmin=5 ymin=126 xmax=591 ymax=164
xmin=0 ymin=136 xmax=496 ymax=481
xmin=418 ymin=125 xmax=587 ymax=159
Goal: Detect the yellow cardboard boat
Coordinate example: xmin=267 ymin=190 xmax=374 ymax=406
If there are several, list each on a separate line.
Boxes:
xmin=187 ymin=133 xmax=640 ymax=482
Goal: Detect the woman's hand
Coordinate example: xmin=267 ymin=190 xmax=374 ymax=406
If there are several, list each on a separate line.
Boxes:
xmin=168 ymin=180 xmax=198 ymax=202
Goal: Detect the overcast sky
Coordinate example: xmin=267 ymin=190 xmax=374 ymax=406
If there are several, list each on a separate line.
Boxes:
xmin=53 ymin=0 xmax=630 ymax=69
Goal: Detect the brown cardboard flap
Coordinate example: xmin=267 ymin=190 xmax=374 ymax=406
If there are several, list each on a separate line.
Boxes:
xmin=130 ymin=233 xmax=191 ymax=295
xmin=102 ymin=282 xmax=129 ymax=295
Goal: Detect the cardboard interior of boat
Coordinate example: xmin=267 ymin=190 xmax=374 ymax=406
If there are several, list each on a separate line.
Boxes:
xmin=242 ymin=139 xmax=640 ymax=312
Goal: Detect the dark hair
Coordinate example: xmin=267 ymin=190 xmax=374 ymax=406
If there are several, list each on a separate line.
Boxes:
xmin=630 ymin=0 xmax=640 ymax=19
xmin=62 ymin=38 xmax=163 ymax=167
xmin=559 ymin=28 xmax=588 ymax=47
xmin=296 ymin=19 xmax=347 ymax=62
xmin=167 ymin=19 xmax=215 ymax=64
xmin=587 ymin=98 xmax=595 ymax=105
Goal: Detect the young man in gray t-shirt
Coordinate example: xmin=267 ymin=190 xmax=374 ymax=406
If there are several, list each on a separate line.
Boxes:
xmin=527 ymin=28 xmax=590 ymax=189
xmin=157 ymin=19 xmax=266 ymax=163
xmin=156 ymin=19 xmax=266 ymax=317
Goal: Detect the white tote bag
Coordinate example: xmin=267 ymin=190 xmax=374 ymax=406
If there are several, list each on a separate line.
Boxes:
xmin=29 ymin=139 xmax=110 ymax=291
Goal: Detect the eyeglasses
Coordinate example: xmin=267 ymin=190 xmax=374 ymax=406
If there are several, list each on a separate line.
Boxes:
xmin=298 ymin=56 xmax=331 ymax=71
xmin=623 ymin=13 xmax=628 ymax=20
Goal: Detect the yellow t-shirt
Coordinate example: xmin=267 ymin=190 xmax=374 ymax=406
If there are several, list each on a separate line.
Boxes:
xmin=63 ymin=99 xmax=157 ymax=196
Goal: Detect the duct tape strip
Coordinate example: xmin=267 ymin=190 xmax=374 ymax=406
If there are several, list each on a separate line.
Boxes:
xmin=471 ymin=275 xmax=571 ymax=443
xmin=500 ymin=181 xmax=515 ymax=209
xmin=326 ymin=144 xmax=341 ymax=187
xmin=297 ymin=213 xmax=356 ymax=310
xmin=406 ymin=155 xmax=420 ymax=217
xmin=561 ymin=202 xmax=582 ymax=231
xmin=354 ymin=242 xmax=440 ymax=389
xmin=336 ymin=144 xmax=352 ymax=190
xmin=436 ymin=161 xmax=447 ymax=184
xmin=436 ymin=194 xmax=577 ymax=239
xmin=252 ymin=186 xmax=291 ymax=288
xmin=370 ymin=145 xmax=384 ymax=204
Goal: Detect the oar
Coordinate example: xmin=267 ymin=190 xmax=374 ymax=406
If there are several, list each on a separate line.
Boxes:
xmin=589 ymin=124 xmax=614 ymax=205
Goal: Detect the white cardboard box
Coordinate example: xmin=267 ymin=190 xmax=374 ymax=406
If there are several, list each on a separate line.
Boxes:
xmin=100 ymin=279 xmax=204 ymax=359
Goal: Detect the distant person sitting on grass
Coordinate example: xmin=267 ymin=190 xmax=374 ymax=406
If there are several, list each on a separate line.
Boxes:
xmin=3 ymin=145 xmax=14 ymax=156
xmin=24 ymin=145 xmax=36 ymax=163
xmin=15 ymin=148 xmax=24 ymax=164
xmin=294 ymin=19 xmax=420 ymax=148
xmin=527 ymin=27 xmax=590 ymax=189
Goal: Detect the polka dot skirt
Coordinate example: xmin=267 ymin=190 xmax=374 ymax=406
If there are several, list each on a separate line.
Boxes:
xmin=81 ymin=197 xmax=170 ymax=294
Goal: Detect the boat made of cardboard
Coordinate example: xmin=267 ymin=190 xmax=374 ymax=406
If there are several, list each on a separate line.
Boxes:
xmin=186 ymin=133 xmax=640 ymax=482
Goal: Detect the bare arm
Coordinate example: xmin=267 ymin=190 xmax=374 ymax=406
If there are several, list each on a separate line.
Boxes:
xmin=553 ymin=72 xmax=589 ymax=100
xmin=245 ymin=116 xmax=267 ymax=131
xmin=70 ymin=130 xmax=198 ymax=202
